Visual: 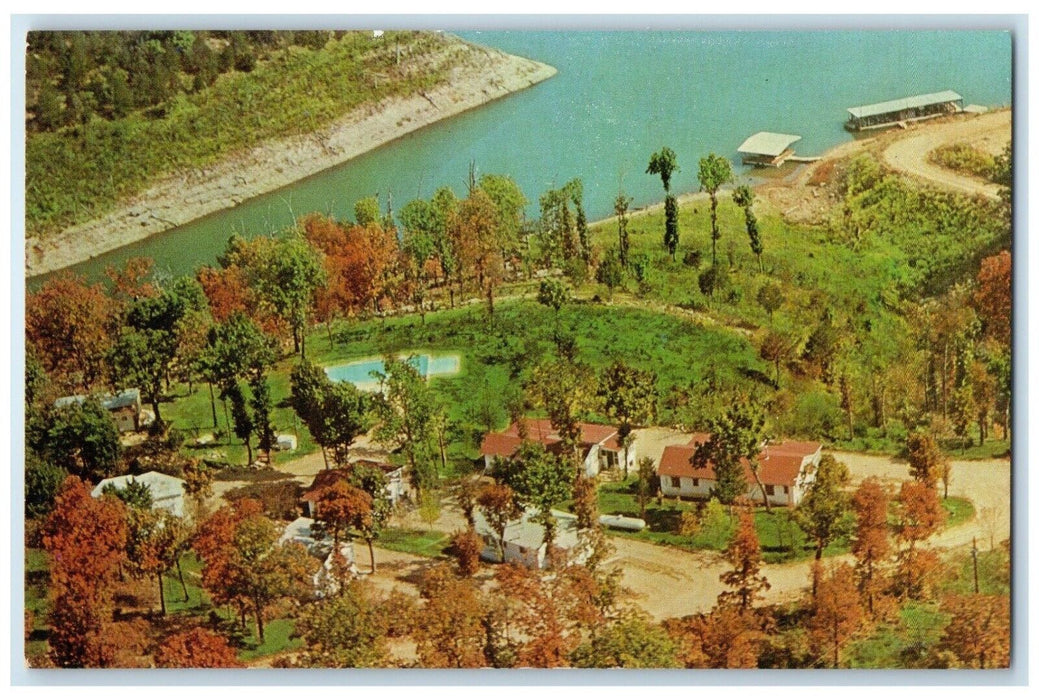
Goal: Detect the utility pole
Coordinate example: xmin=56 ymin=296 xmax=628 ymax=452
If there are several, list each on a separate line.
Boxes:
xmin=972 ymin=537 xmax=980 ymax=594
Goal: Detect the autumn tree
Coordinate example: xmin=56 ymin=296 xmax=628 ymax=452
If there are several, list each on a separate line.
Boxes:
xmin=193 ymin=500 xmax=317 ymax=642
xmin=807 ymin=562 xmax=864 ymax=668
xmin=894 ymin=480 xmax=946 ymax=600
xmin=663 ymin=605 xmax=764 ymax=669
xmin=27 ymin=272 xmax=118 ymax=392
xmin=572 ymin=475 xmax=599 ymax=531
xmin=906 ymin=431 xmax=947 ymax=490
xmin=698 ymin=153 xmax=733 ymax=267
xmin=494 ymin=441 xmax=573 ymax=554
xmin=937 ymin=594 xmax=1010 ymax=669
xmin=972 ymin=250 xmax=1011 ymax=347
xmin=851 ymin=477 xmax=891 ymax=618
xmin=42 ymin=476 xmax=127 ymax=667
xmin=449 ymin=188 xmax=505 ymax=313
xmin=597 ymin=361 xmax=657 ymax=477
xmin=154 ymin=627 xmax=243 ymax=668
xmin=294 ymin=581 xmax=388 ymax=668
xmin=794 ymin=454 xmax=853 ymax=561
xmin=448 ymin=528 xmax=483 ymax=577
xmin=477 ymin=482 xmax=521 ymax=561
xmin=414 ymin=565 xmax=488 ymax=668
xmin=124 ymin=507 xmax=191 ymax=615
xmin=718 ymin=509 xmax=770 ymax=613
xmin=314 ymin=481 xmax=372 ymax=550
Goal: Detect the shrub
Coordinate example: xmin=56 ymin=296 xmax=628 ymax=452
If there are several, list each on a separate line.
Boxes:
xmin=682 ymin=249 xmax=703 ymax=268
xmin=448 ymin=528 xmax=483 ymax=577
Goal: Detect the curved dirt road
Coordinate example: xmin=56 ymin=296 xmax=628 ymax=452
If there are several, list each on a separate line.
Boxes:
xmin=880 ymin=109 xmax=1010 ymax=200
xmin=612 ymin=450 xmax=1010 ymax=621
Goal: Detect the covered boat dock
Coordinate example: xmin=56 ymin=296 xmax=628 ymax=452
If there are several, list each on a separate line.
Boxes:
xmin=846 ymin=90 xmax=963 ymax=131
xmin=737 ymin=132 xmax=802 ymax=167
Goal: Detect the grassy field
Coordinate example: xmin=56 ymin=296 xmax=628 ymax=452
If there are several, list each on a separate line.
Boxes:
xmin=159 ymin=298 xmax=767 ymax=472
xmin=378 ymin=528 xmax=452 ymax=559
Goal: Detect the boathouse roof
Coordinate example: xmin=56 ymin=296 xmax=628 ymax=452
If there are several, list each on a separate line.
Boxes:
xmin=737 ymin=132 xmax=802 ymax=157
xmin=847 ymin=90 xmax=962 ymax=119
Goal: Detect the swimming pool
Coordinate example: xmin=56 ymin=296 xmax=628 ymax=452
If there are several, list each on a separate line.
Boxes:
xmin=324 ymin=354 xmax=460 ymax=389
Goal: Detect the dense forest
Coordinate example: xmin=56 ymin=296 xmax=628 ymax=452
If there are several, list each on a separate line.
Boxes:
xmin=25 ymin=30 xmax=468 ymax=238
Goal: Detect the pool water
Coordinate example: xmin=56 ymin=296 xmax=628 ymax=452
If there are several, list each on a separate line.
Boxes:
xmin=325 ymin=354 xmax=460 ymax=388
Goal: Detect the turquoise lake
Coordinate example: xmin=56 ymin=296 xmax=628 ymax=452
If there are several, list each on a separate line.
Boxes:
xmin=34 ymin=30 xmax=1012 ymax=286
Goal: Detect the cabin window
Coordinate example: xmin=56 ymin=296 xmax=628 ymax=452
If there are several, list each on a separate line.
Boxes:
xmin=765 ymin=485 xmax=775 ymax=496
xmin=692 ymin=478 xmax=699 ymax=487
xmin=670 ymin=476 xmax=681 ymax=488
xmin=782 ymin=485 xmax=789 ymax=494
xmin=518 ymin=546 xmax=527 ymax=555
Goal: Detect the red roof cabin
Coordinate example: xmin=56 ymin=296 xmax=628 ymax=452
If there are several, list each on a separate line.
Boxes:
xmin=480 ymin=418 xmax=636 ymax=478
xmin=657 ymin=435 xmax=822 ymax=507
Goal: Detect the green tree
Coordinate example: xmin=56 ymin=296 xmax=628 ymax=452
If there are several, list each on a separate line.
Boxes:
xmin=614 ymin=192 xmax=633 ymax=267
xmin=373 ymin=356 xmax=440 ymax=494
xmin=647 ymin=147 xmax=680 ymax=259
xmin=526 ymin=357 xmax=596 ymax=468
xmin=26 ymin=456 xmax=68 ymax=519
xmin=635 ymin=457 xmax=656 ymax=521
xmin=570 ymin=614 xmax=680 ymax=668
xmin=321 ymin=381 xmax=372 ymax=467
xmin=252 ymin=234 xmax=326 ymax=357
xmin=732 ymin=185 xmax=763 ymax=271
xmin=295 ymin=582 xmax=388 ymax=667
xmin=494 ymin=441 xmax=573 ymax=553
xmin=537 ymin=279 xmax=569 ymax=314
xmin=31 ymin=398 xmax=121 ymax=483
xmin=698 ymin=153 xmax=733 ymax=267
xmin=695 ymin=399 xmax=764 ymax=508
xmin=225 ymin=381 xmax=255 ymax=465
xmin=353 ymin=196 xmax=381 ymax=226
xmin=595 ymin=248 xmax=624 ymax=300
xmin=794 ymin=455 xmax=853 ymax=562
xmin=249 ymin=375 xmax=276 ymax=461
xmin=479 ymin=173 xmax=527 ymax=261
xmin=597 ymin=361 xmax=657 ymax=478
xmin=757 ymin=282 xmax=785 ymax=321
xmin=350 ymin=463 xmax=393 ymax=573
xmin=199 ymin=312 xmax=275 ymax=429
xmin=663 ymin=194 xmax=679 ymax=260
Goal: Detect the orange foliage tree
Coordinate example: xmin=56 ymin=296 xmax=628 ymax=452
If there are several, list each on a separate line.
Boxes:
xmin=851 ymin=477 xmax=892 ymax=618
xmin=972 ymin=250 xmax=1011 ymax=347
xmin=718 ymin=508 xmax=770 ymax=613
xmin=314 ymin=481 xmax=372 ymax=548
xmin=937 ymin=594 xmax=1011 ymax=668
xmin=42 ymin=476 xmax=127 ymax=667
xmin=414 ymin=565 xmax=488 ymax=668
xmin=894 ymin=480 xmax=946 ymax=600
xmin=477 ymin=483 xmax=521 ymax=562
xmin=27 ymin=273 xmax=119 ymax=392
xmin=155 ymin=627 xmax=243 ymax=668
xmin=663 ymin=605 xmax=764 ymax=669
xmin=807 ymin=562 xmax=864 ymax=668
xmin=448 ymin=189 xmax=504 ymax=313
xmin=448 ymin=528 xmax=483 ymax=578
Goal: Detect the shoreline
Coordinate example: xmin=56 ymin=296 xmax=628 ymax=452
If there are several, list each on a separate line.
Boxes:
xmin=26 ymin=45 xmax=557 ymax=279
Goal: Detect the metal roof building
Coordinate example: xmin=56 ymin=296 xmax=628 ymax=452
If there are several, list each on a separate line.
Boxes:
xmin=737 ymin=132 xmax=802 ymax=167
xmin=846 ymin=90 xmax=963 ymax=131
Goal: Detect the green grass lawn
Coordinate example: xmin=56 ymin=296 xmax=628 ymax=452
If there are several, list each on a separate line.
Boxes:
xmin=943 ymin=496 xmax=975 ymax=529
xmin=846 ymin=601 xmax=951 ymax=669
xmin=592 ymin=480 xmax=849 ymax=564
xmin=378 ymin=528 xmax=452 ymax=558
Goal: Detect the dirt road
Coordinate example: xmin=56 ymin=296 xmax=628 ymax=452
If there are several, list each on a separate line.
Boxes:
xmin=881 ymin=110 xmax=1010 ymax=200
xmin=612 ymin=448 xmax=1010 ymax=621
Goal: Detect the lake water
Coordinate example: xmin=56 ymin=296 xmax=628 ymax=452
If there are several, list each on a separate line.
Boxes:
xmin=34 ymin=30 xmax=1011 ymax=286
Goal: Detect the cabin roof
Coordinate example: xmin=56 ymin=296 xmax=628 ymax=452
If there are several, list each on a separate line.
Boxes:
xmin=480 ymin=419 xmax=618 ymax=457
xmin=737 ymin=132 xmax=801 ymax=157
xmin=847 ymin=90 xmax=962 ymax=119
xmin=656 ymin=436 xmax=821 ymax=486
xmin=91 ymin=471 xmax=186 ymax=501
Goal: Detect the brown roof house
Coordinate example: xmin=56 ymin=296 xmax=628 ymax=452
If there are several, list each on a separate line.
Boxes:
xmin=657 ymin=436 xmax=822 ymax=507
xmin=480 ymin=418 xmax=635 ymax=478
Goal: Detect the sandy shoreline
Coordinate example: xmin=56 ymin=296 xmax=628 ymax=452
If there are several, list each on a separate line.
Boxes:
xmin=26 ymin=44 xmax=556 ymax=278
